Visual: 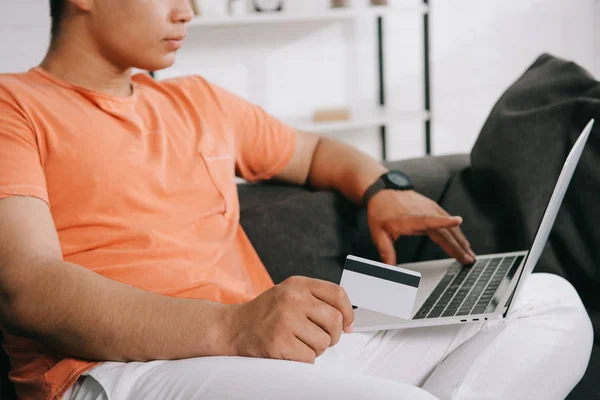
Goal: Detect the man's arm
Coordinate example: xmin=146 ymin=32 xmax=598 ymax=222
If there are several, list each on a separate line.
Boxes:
xmin=0 ymin=196 xmax=355 ymax=364
xmin=0 ymin=196 xmax=232 ymax=362
xmin=275 ymin=132 xmax=475 ymax=265
xmin=274 ymin=132 xmax=386 ymax=205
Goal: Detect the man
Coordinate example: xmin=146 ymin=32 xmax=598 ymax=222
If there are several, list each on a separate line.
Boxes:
xmin=0 ymin=0 xmax=592 ymax=399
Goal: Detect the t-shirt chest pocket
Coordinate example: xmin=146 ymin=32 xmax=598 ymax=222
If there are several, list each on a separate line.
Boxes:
xmin=197 ymin=141 xmax=238 ymax=219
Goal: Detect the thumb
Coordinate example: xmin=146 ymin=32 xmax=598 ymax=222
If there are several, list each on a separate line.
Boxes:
xmin=372 ymin=228 xmax=397 ymax=266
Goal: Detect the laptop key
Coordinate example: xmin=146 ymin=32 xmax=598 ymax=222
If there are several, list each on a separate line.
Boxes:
xmin=414 ymin=308 xmax=430 ymax=319
xmin=462 ymin=301 xmax=477 ymax=310
xmin=454 ymin=286 xmax=471 ymax=297
xmin=420 ymin=301 xmax=436 ymax=311
xmin=464 ymin=277 xmax=478 ymax=286
xmin=420 ymin=256 xmax=513 ymax=321
xmin=447 ymin=265 xmax=462 ymax=275
xmin=459 ymin=303 xmax=474 ymax=312
xmin=427 ymin=307 xmax=446 ymax=318
xmin=488 ymin=258 xmax=502 ymax=266
xmin=472 ymin=305 xmax=488 ymax=315
xmin=442 ymin=309 xmax=458 ymax=317
xmin=479 ymin=296 xmax=493 ymax=304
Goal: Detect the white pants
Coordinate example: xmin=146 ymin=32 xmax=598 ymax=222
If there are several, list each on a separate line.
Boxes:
xmin=65 ymin=273 xmax=593 ymax=400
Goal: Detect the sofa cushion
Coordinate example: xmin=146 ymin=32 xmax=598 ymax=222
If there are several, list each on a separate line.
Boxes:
xmin=238 ymin=183 xmax=358 ymax=285
xmin=567 ymin=344 xmax=600 ymax=399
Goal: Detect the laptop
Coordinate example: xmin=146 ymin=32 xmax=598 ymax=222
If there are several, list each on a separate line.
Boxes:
xmin=352 ymin=119 xmax=595 ymax=332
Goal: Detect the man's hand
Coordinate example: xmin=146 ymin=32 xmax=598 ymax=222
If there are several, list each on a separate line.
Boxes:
xmin=368 ymin=190 xmax=476 ymax=266
xmin=224 ymin=276 xmax=354 ymax=364
xmin=275 ymin=133 xmax=475 ymax=265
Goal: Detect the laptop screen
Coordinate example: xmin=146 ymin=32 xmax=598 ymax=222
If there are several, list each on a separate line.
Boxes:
xmin=506 ymin=119 xmax=594 ymax=315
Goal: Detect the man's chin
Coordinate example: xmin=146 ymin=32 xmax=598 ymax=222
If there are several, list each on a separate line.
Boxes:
xmin=135 ymin=56 xmax=177 ymax=74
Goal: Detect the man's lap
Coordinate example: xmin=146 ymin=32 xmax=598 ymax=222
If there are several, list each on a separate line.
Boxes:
xmin=65 ymin=320 xmax=484 ymax=400
xmin=65 ymin=273 xmax=592 ymax=400
xmin=315 ymin=321 xmax=484 ymax=386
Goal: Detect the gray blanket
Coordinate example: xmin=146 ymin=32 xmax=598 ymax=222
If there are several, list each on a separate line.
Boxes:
xmin=428 ymin=54 xmax=600 ymax=339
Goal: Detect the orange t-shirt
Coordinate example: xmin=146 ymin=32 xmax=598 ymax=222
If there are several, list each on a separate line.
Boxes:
xmin=0 ymin=68 xmax=296 ymax=400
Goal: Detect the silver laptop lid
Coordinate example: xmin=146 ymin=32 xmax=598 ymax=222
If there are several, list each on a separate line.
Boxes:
xmin=507 ymin=119 xmax=594 ymax=315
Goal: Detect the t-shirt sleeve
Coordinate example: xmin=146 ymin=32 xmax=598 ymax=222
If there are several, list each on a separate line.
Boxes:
xmin=0 ymin=87 xmax=48 ymax=203
xmin=202 ymin=79 xmax=297 ymax=182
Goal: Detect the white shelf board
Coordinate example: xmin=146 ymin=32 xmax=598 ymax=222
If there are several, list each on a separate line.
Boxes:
xmin=188 ymin=5 xmax=428 ymax=28
xmin=282 ymin=109 xmax=430 ymax=134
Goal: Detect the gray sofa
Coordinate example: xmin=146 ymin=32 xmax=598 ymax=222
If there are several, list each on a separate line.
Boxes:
xmin=239 ymin=154 xmax=598 ymax=400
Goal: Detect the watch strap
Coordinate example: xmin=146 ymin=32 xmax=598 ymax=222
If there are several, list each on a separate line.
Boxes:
xmin=362 ymin=177 xmax=386 ymax=207
xmin=363 ymin=171 xmax=414 ymax=207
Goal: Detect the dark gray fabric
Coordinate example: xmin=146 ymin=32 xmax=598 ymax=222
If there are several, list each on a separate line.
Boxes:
xmin=0 ymin=333 xmax=16 ymax=400
xmin=569 ymin=344 xmax=600 ymax=399
xmin=386 ymin=154 xmax=470 ymax=202
xmin=238 ymin=154 xmax=468 ymax=285
xmin=238 ymin=183 xmax=358 ymax=285
xmin=419 ymin=54 xmax=600 ymax=337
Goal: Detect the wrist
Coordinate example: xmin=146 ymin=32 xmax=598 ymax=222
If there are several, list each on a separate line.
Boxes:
xmin=362 ymin=170 xmax=414 ymax=208
xmin=216 ymin=302 xmax=242 ymax=357
xmin=355 ymin=166 xmax=388 ymax=204
xmin=368 ymin=188 xmax=415 ymax=207
xmin=198 ymin=302 xmax=240 ymax=357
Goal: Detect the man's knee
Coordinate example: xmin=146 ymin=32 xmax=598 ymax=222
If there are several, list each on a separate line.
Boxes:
xmin=516 ymin=273 xmax=593 ymax=364
xmin=520 ymin=273 xmax=590 ymax=314
xmin=509 ymin=273 xmax=592 ymax=357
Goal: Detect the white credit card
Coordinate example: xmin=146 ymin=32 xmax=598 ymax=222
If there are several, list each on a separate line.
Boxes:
xmin=340 ymin=255 xmax=421 ymax=320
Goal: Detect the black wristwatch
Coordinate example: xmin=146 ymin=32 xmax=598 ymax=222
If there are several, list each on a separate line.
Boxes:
xmin=363 ymin=171 xmax=414 ymax=207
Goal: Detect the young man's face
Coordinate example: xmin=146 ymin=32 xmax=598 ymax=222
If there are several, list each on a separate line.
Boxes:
xmin=85 ymin=0 xmax=193 ymax=71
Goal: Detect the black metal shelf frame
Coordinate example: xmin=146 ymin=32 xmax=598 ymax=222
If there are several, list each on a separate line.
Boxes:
xmin=377 ymin=0 xmax=431 ymax=160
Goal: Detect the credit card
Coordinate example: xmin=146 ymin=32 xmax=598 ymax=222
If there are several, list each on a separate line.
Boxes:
xmin=340 ymin=255 xmax=421 ymax=319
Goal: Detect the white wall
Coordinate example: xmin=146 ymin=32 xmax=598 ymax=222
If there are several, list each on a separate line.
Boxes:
xmin=1 ymin=0 xmax=597 ymax=160
xmin=0 ymin=0 xmax=50 ymax=71
xmin=158 ymin=0 xmax=427 ymax=160
xmin=431 ymin=0 xmax=596 ymax=155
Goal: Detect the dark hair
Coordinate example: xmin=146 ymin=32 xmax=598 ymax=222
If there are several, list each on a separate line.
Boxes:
xmin=49 ymin=0 xmax=67 ymax=39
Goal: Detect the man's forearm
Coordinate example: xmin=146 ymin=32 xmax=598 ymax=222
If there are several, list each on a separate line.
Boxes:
xmin=307 ymin=136 xmax=388 ymax=206
xmin=2 ymin=259 xmax=233 ymax=362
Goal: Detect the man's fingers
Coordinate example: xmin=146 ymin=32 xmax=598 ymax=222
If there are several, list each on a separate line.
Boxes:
xmin=307 ymin=280 xmax=355 ymax=332
xmin=281 ymin=337 xmax=317 ymax=364
xmin=306 ymin=300 xmax=344 ymax=347
xmin=429 ymin=229 xmax=473 ymax=264
xmin=372 ymin=228 xmax=397 ymax=265
xmin=438 ymin=228 xmax=472 ymax=264
xmin=427 ymin=230 xmax=461 ymax=262
xmin=436 ymin=206 xmax=476 ymax=259
xmin=449 ymin=226 xmax=476 ymax=259
xmin=293 ymin=317 xmax=333 ymax=358
xmin=385 ymin=215 xmax=462 ymax=236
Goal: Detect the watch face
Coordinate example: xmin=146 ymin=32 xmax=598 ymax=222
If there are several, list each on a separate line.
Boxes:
xmin=387 ymin=171 xmax=411 ymax=188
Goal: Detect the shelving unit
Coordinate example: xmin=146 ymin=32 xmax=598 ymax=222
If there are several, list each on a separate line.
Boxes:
xmin=283 ymin=108 xmax=429 ymax=135
xmin=187 ymin=5 xmax=428 ymax=27
xmin=174 ymin=2 xmax=432 ymax=159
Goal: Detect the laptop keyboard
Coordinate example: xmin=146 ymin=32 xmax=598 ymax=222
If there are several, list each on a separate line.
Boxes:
xmin=414 ymin=255 xmax=524 ymax=320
